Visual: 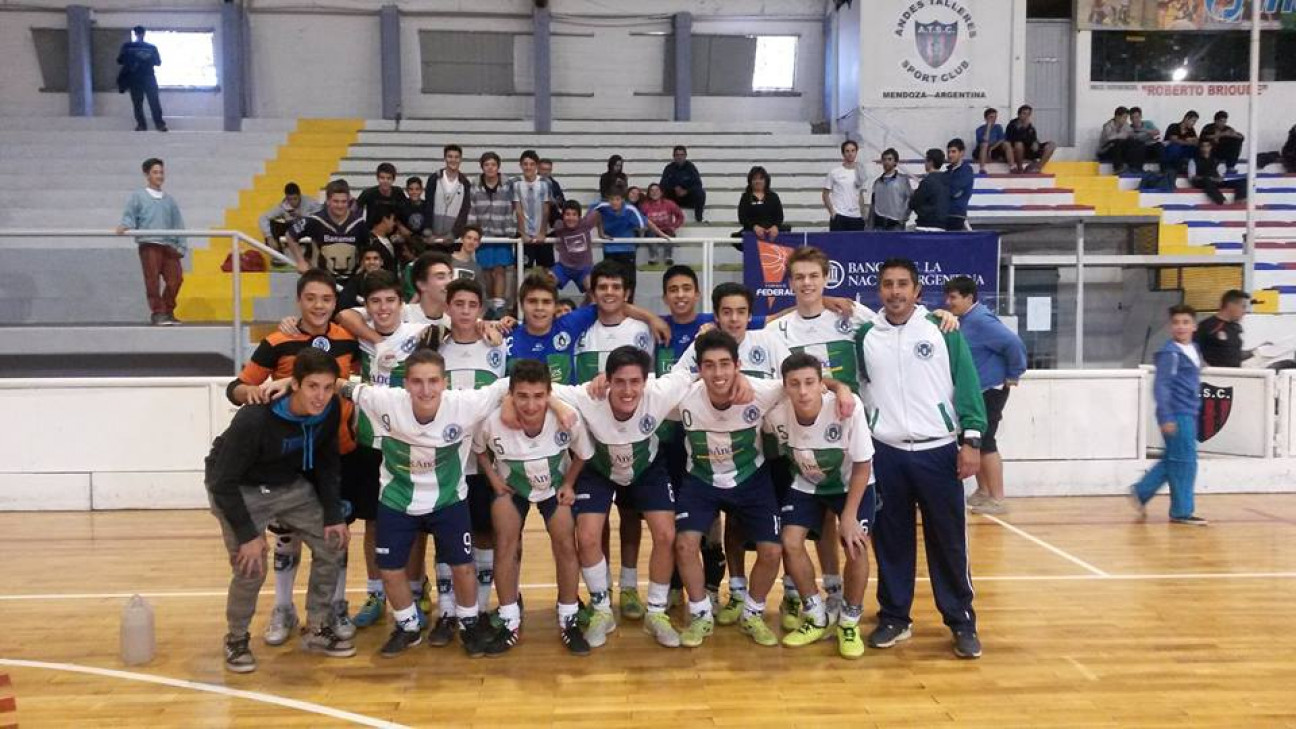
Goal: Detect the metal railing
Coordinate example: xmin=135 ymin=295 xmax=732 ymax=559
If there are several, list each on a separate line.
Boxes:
xmin=0 ymin=228 xmax=293 ymax=373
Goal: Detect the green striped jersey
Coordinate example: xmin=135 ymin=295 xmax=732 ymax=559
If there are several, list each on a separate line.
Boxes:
xmin=553 ymin=370 xmax=694 ymax=486
xmin=352 ymin=380 xmax=507 ymax=516
xmin=765 ymin=392 xmax=875 ymax=496
xmin=766 ymin=302 xmax=873 ymax=394
xmin=573 ymin=317 xmax=654 ymax=383
xmin=355 ymin=310 xmax=433 ymax=449
xmin=472 ymin=409 xmax=594 ymax=502
xmin=674 ymin=328 xmax=792 ymax=380
xmin=440 ymin=337 xmax=507 ymax=392
xmin=676 ymin=379 xmax=785 ymax=489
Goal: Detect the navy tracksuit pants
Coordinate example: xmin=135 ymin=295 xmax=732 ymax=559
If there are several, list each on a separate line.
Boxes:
xmin=871 ymin=440 xmax=976 ymax=631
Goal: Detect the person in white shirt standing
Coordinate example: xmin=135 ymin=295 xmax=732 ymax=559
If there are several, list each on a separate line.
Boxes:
xmin=822 ymin=140 xmax=867 ymax=232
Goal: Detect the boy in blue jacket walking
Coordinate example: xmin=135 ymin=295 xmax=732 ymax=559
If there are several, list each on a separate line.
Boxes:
xmin=1131 ymin=304 xmax=1208 ymax=526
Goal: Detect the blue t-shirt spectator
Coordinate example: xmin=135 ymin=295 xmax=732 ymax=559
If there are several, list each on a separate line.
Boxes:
xmin=975 ymin=123 xmax=1005 ymax=147
xmin=593 ymin=201 xmax=646 ymax=255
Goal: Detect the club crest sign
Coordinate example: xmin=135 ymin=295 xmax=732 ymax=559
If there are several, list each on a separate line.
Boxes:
xmin=887 ymin=1 xmax=983 ymax=96
xmin=1197 ymin=383 xmax=1233 ymax=442
xmin=915 ymin=20 xmax=959 ymax=68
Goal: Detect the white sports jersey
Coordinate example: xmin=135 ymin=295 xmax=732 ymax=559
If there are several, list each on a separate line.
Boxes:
xmin=403 ymin=305 xmax=449 ymax=328
xmin=554 ymin=370 xmax=694 ymax=486
xmin=440 ymin=336 xmax=507 ymax=391
xmin=573 ymin=316 xmax=654 ymax=383
xmin=676 ymin=328 xmax=792 ymax=380
xmin=765 ymin=392 xmax=875 ymax=495
xmin=766 ymin=302 xmax=873 ymax=393
xmin=354 ymin=307 xmax=432 ymax=448
xmin=352 ymin=380 xmax=507 ymax=515
xmin=676 ymin=378 xmax=784 ymax=489
xmin=473 ymin=409 xmax=594 ymax=502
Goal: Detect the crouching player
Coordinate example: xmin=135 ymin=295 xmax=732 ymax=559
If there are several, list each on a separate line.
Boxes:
xmin=474 ymin=360 xmax=594 ymax=656
xmin=766 ymin=353 xmax=876 ymax=658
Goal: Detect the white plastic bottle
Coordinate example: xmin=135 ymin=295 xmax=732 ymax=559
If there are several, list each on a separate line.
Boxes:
xmin=120 ymin=594 xmax=155 ymax=666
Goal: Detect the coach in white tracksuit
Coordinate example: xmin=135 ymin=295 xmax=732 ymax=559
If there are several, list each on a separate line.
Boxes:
xmin=856 ymin=258 xmax=988 ymax=659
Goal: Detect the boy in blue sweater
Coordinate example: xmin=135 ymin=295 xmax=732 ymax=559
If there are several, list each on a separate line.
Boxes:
xmin=117 ymin=157 xmax=186 ymax=325
xmin=945 ymin=138 xmax=975 ymax=231
xmin=1131 ymin=304 xmax=1208 ymax=526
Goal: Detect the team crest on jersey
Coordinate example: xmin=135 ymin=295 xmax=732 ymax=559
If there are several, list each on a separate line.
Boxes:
xmin=825 ymin=424 xmax=843 ymax=443
xmin=442 ymin=423 xmax=463 ymax=442
xmin=742 ymin=405 xmax=762 ymax=424
xmin=835 ymin=317 xmax=853 ymax=334
xmin=914 ymin=340 xmax=935 ymax=360
xmin=635 ymin=332 xmax=652 ymax=350
xmin=400 ymin=337 xmax=418 ymax=354
xmin=487 ymin=349 xmax=504 ymax=369
xmin=639 ymin=414 xmax=658 ymax=434
xmin=749 ymin=345 xmax=767 ymax=365
xmin=310 ymin=336 xmax=331 ymax=352
xmin=553 ymin=331 xmax=572 ymax=350
xmin=554 ymin=429 xmax=572 ymax=447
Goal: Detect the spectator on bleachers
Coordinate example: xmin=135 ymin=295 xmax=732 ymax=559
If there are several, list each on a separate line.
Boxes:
xmin=367 ymin=210 xmax=401 ymax=268
xmin=1098 ymin=106 xmax=1145 ymax=174
xmin=1005 ymin=105 xmax=1056 ymax=173
xmin=823 ymin=139 xmax=867 ymax=231
xmin=1190 ymin=139 xmax=1249 ymax=205
xmin=404 ymin=176 xmax=427 ymax=242
xmin=451 ymin=225 xmax=484 ymax=283
xmin=116 ymin=26 xmax=166 ymax=133
xmin=1195 ymin=289 xmax=1251 ymax=368
xmin=540 ymin=158 xmax=565 ymax=228
xmin=355 ymin=162 xmax=411 ymax=238
xmin=469 ymin=151 xmax=516 ymax=314
xmin=116 ymin=157 xmax=185 ymax=326
xmin=946 ymin=139 xmax=975 ymax=231
xmin=661 ymin=145 xmax=707 ymax=222
xmin=552 ymin=200 xmax=603 ymax=293
xmin=423 ymin=144 xmax=472 ymax=250
xmin=1129 ymin=107 xmax=1165 ymax=166
xmin=513 ymin=149 xmax=552 ymax=271
xmin=974 ymin=108 xmax=1015 ymax=174
xmin=869 ymin=148 xmax=912 ymax=230
xmin=1285 ymin=125 xmax=1296 ymax=172
xmin=594 ymin=183 xmax=663 ymax=283
xmin=1163 ymin=110 xmax=1200 ymax=173
xmin=737 ymin=165 xmax=786 ymax=243
xmin=599 ymin=155 xmax=628 ymax=199
xmin=258 ymin=182 xmax=320 ymax=255
xmin=626 ymin=186 xmax=645 ymax=207
xmin=911 ymin=148 xmax=950 ymax=231
xmin=639 ymin=183 xmax=685 ymax=266
xmin=1200 ymin=111 xmax=1246 ymax=174
xmin=286 ymin=179 xmax=368 ymax=283
xmin=338 ymin=243 xmax=394 ymax=311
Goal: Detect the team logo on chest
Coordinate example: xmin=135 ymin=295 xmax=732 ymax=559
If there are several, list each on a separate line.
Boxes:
xmin=553 ymin=331 xmax=572 ymax=350
xmin=914 ymin=340 xmax=935 ymax=360
xmin=554 ymin=429 xmax=572 ymax=447
xmin=742 ymin=405 xmax=762 ymax=424
xmin=835 ymin=317 xmax=853 ymax=334
xmin=442 ymin=423 xmax=463 ymax=442
xmin=639 ymin=414 xmax=658 ymax=434
xmin=825 ymin=424 xmax=843 ymax=443
xmin=634 ymin=332 xmax=652 ymax=351
xmin=487 ymin=349 xmax=504 ymax=369
xmin=400 ymin=337 xmax=418 ymax=354
xmin=748 ymin=345 xmax=767 ymax=365
xmin=310 ymin=336 xmax=332 ymax=352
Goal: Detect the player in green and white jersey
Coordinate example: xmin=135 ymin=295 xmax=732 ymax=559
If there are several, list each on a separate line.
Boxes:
xmin=474 ymin=360 xmax=594 ymax=656
xmin=340 ymin=349 xmax=510 ymax=659
xmin=550 ymin=346 xmax=700 ymax=648
xmin=766 ymin=353 xmax=875 ymax=659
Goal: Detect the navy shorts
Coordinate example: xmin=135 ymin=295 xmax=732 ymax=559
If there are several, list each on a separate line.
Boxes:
xmin=375 ymin=500 xmax=473 ymax=570
xmin=675 ymin=467 xmax=780 ymax=544
xmin=340 ymin=446 xmax=381 ymax=523
xmin=573 ymin=460 xmax=675 ymax=518
xmin=466 ymin=474 xmax=493 ymax=534
xmin=767 ymin=454 xmax=794 ymax=504
xmin=476 ymin=242 xmax=516 ymax=269
xmin=780 ymin=485 xmax=878 ymax=541
xmin=499 ymin=492 xmax=562 ymax=526
xmin=981 ymin=386 xmax=1010 ymax=454
xmin=552 ymin=262 xmax=591 ymax=292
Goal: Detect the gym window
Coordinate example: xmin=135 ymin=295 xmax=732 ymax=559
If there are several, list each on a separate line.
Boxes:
xmin=664 ymin=34 xmax=800 ymax=96
xmin=148 ymin=30 xmax=218 ymax=89
xmin=752 ymin=36 xmax=798 ymax=91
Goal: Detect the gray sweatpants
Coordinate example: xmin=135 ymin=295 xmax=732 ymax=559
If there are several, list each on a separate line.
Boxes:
xmin=208 ymin=477 xmax=343 ymax=637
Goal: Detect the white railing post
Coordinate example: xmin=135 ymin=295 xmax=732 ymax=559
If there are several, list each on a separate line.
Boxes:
xmin=231 ymin=233 xmax=243 ymax=375
xmin=701 ymin=238 xmax=714 ymax=313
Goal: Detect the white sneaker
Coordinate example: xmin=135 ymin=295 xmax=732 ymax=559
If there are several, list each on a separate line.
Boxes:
xmin=332 ymin=600 xmax=356 ymax=640
xmin=584 ymin=609 xmax=617 ymax=648
xmin=966 ymin=491 xmax=990 ymax=508
xmin=263 ymin=604 xmax=299 ymax=646
xmin=643 ymin=612 xmax=681 ymax=648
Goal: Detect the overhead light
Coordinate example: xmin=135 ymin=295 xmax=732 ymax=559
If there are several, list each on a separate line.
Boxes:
xmin=1172 ymin=66 xmax=1189 ymax=82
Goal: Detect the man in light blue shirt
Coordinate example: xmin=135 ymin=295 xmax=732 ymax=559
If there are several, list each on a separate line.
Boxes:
xmin=116 ymin=157 xmax=186 ymax=326
xmin=974 ymin=108 xmax=1015 ymax=174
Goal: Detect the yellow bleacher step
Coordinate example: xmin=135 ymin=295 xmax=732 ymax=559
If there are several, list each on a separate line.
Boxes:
xmin=1048 ymin=161 xmax=1101 ymax=176
xmin=1253 ymin=290 xmax=1280 ymax=313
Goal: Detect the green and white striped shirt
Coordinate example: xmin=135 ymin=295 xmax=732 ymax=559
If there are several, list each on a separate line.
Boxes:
xmin=765 ymin=391 xmax=875 ymax=496
xmin=473 ymin=409 xmax=594 ymax=502
xmin=676 ymin=379 xmax=785 ymax=489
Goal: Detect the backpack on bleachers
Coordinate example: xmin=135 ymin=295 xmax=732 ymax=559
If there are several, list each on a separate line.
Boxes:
xmin=1138 ymin=169 xmax=1176 ymax=193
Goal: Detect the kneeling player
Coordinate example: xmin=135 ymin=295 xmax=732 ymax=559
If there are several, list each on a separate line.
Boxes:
xmin=341 ymin=350 xmax=509 ymax=658
xmin=475 ymin=360 xmax=594 ymax=655
xmin=766 ymin=354 xmax=876 ymax=659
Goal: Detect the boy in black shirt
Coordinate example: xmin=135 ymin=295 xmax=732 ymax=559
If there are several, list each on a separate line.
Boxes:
xmin=911 ymin=149 xmax=951 ymax=230
xmin=1005 ymin=105 xmax=1056 ymax=173
xmin=1200 ymin=110 xmax=1246 ymax=173
xmin=206 ymin=348 xmax=354 ymax=673
xmin=287 ymin=180 xmax=369 ymax=282
xmin=356 ymin=162 xmax=412 ymax=237
xmin=1195 ymin=289 xmax=1250 ymax=368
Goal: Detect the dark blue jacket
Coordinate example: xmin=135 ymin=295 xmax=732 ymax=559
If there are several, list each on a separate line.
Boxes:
xmin=1152 ymin=339 xmax=1202 ymax=424
xmin=947 ymin=160 xmax=975 ymax=217
xmin=911 ymin=171 xmax=950 ymax=228
xmin=957 ymin=302 xmax=1027 ymax=390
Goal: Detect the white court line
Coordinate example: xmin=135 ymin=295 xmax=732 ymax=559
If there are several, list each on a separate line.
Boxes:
xmin=0 ymin=658 xmax=409 ymax=728
xmin=978 ymin=513 xmax=1111 ymax=577
xmin=4 ymin=573 xmax=1296 ymax=601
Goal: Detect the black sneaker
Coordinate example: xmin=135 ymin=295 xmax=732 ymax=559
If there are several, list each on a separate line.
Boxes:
xmin=427 ymin=615 xmax=456 ymax=647
xmin=460 ymin=617 xmax=503 ymax=658
xmin=953 ymin=629 xmax=982 ymax=659
xmin=867 ymin=621 xmax=913 ymax=649
xmin=224 ymin=633 xmax=257 ymax=673
xmin=484 ymin=623 xmax=520 ymax=659
xmin=380 ymin=627 xmax=423 ymax=658
xmin=561 ymin=615 xmax=591 ymax=657
xmin=300 ymin=624 xmax=357 ymax=658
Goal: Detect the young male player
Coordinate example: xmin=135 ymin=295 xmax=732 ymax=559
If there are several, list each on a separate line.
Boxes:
xmin=767 ymin=353 xmax=875 ymax=659
xmin=226 ymin=270 xmax=362 ymax=647
xmin=475 ymin=360 xmax=594 ymax=655
xmin=206 ymin=348 xmax=353 ymax=672
xmin=341 ymin=350 xmax=510 ymax=658
xmin=286 ymin=179 xmax=368 ymax=280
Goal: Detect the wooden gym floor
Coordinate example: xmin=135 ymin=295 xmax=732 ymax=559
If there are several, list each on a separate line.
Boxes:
xmin=2 ymin=494 xmax=1296 ymax=728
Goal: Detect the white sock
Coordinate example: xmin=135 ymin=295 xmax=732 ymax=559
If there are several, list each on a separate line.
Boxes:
xmin=272 ymin=533 xmax=301 ymax=608
xmin=582 ymin=559 xmax=612 ymax=613
xmin=498 ymin=602 xmax=521 ymax=631
xmin=823 ymin=574 xmax=843 ymax=601
xmin=366 ymin=578 xmax=384 ymax=595
xmin=620 ymin=566 xmax=638 ymax=592
xmin=474 ymin=549 xmax=495 ymax=612
xmin=646 ymin=581 xmax=670 ymax=614
xmin=557 ymin=601 xmax=579 ymax=626
xmin=729 ymin=576 xmax=749 ymax=601
xmin=840 ymin=603 xmax=863 ymax=627
xmin=688 ymin=597 xmax=713 ymax=619
xmin=435 ymin=563 xmax=455 ymax=617
xmin=393 ymin=603 xmax=420 ymax=633
xmin=802 ymin=593 xmax=827 ymax=627
xmin=455 ymin=602 xmax=479 ymax=628
xmin=742 ymin=596 xmax=766 ymax=619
